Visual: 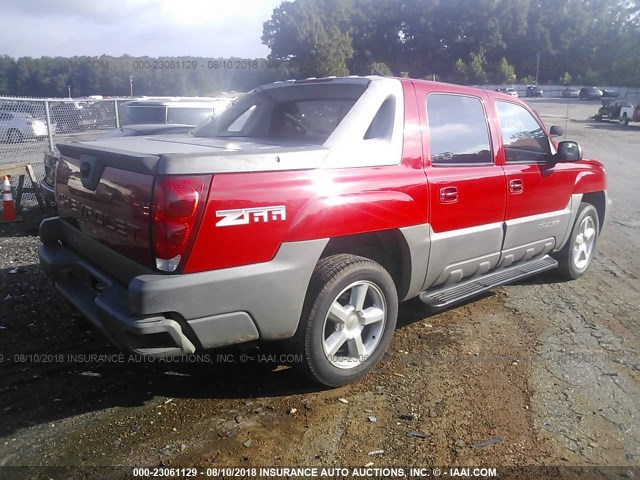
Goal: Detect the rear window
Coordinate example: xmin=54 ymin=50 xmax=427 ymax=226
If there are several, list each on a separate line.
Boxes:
xmin=268 ymin=99 xmax=355 ymax=139
xmin=194 ymin=82 xmax=368 ymax=144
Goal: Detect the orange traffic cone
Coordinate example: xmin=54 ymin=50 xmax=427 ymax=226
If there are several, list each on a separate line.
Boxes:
xmin=1 ymin=175 xmax=17 ymax=222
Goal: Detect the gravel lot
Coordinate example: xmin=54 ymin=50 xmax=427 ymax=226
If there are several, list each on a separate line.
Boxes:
xmin=0 ymin=98 xmax=638 ymax=479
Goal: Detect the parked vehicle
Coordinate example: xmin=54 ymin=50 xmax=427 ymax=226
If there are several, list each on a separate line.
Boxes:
xmin=122 ymin=97 xmax=235 ymax=126
xmin=50 ymin=102 xmax=97 ymax=133
xmin=496 ymin=87 xmax=519 ymax=97
xmin=579 ymin=87 xmax=603 ymax=100
xmin=0 ymin=101 xmax=47 ymax=120
xmin=40 ymin=76 xmax=609 ymax=387
xmin=0 ymin=111 xmax=48 ymax=143
xmin=619 ymin=103 xmax=640 ymax=126
xmin=85 ymin=102 xmax=117 ymax=129
xmin=595 ymin=100 xmax=634 ymax=122
xmin=601 ymin=89 xmax=619 ymax=98
xmin=525 ymin=85 xmax=543 ymax=97
xmin=562 ymin=88 xmax=580 ymax=98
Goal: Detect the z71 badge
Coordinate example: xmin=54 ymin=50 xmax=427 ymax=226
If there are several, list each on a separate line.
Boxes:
xmin=215 ymin=206 xmax=287 ymax=227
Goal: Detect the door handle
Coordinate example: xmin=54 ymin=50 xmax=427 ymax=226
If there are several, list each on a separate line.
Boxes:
xmin=509 ymin=179 xmax=524 ymax=194
xmin=439 ymin=186 xmax=459 ymax=203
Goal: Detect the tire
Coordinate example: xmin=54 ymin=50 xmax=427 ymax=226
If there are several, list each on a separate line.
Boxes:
xmin=553 ymin=203 xmax=599 ymax=280
xmin=7 ymin=129 xmax=23 ymax=143
xmin=623 ymin=113 xmax=629 ymax=126
xmin=595 ymin=114 xmax=603 ymax=121
xmin=289 ymin=254 xmax=398 ymax=387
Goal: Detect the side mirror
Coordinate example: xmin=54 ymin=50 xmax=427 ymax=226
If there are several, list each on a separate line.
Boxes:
xmin=555 ymin=141 xmax=582 ymax=162
xmin=549 ymin=125 xmax=564 ymax=137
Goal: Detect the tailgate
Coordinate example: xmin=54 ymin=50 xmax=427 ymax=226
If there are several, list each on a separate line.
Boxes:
xmin=55 ymin=144 xmax=157 ymax=268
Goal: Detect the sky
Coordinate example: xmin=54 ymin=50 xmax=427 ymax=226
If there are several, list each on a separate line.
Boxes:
xmin=1 ymin=0 xmax=284 ymax=59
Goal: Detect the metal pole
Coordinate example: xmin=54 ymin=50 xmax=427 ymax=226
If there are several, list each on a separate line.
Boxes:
xmin=44 ymin=100 xmax=55 ymax=152
xmin=129 ymin=76 xmax=133 ymax=97
xmin=68 ymin=85 xmax=71 ymax=98
xmin=535 ymin=53 xmax=540 ymax=84
xmin=114 ymin=99 xmax=120 ymax=128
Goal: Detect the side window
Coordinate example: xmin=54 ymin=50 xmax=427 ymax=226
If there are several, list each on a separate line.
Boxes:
xmin=227 ymin=105 xmax=256 ymax=132
xmin=364 ymin=97 xmax=395 ymax=140
xmin=495 ymin=101 xmax=551 ymax=163
xmin=427 ymin=94 xmax=492 ymax=165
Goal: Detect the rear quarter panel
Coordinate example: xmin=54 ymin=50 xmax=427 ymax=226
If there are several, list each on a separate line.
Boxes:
xmin=183 ymin=79 xmax=428 ymax=273
xmin=184 ymin=166 xmax=429 ymax=273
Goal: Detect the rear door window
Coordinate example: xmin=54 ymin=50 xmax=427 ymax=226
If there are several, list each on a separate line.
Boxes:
xmin=426 ymin=94 xmax=493 ymax=165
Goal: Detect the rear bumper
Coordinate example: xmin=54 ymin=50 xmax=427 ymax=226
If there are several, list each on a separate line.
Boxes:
xmin=39 ymin=217 xmax=327 ymax=357
xmin=39 ymin=241 xmax=199 ymax=356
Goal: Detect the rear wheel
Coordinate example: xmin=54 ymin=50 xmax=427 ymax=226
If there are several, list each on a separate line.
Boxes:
xmin=553 ymin=203 xmax=599 ymax=280
xmin=289 ymin=254 xmax=398 ymax=387
xmin=623 ymin=113 xmax=630 ymax=126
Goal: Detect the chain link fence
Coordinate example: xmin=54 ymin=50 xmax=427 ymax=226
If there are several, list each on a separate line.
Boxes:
xmin=0 ymin=97 xmax=130 ymax=209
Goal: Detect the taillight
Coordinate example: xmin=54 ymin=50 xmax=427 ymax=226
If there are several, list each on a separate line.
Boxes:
xmin=152 ymin=175 xmax=211 ymax=272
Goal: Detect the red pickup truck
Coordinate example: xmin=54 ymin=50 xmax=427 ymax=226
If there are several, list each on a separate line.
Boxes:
xmin=39 ymin=77 xmax=608 ymax=386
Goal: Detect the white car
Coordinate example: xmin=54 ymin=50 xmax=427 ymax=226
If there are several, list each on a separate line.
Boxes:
xmin=0 ymin=111 xmax=48 ymax=143
xmin=496 ymin=87 xmax=519 ymax=98
xmin=620 ymin=103 xmax=640 ymax=126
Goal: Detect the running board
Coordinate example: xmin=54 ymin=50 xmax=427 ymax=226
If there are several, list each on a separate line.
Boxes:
xmin=419 ymin=255 xmax=558 ymax=308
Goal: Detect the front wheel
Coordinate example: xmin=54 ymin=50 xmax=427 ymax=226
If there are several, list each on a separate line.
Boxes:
xmin=290 ymin=254 xmax=398 ymax=387
xmin=553 ymin=203 xmax=599 ymax=280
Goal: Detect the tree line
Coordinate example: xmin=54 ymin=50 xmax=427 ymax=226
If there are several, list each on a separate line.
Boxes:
xmin=0 ymin=55 xmax=290 ymax=97
xmin=0 ymin=0 xmax=638 ymax=97
xmin=262 ymin=0 xmax=640 ymax=86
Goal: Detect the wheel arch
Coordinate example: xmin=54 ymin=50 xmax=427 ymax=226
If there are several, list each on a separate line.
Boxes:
xmin=319 ymin=225 xmax=430 ymax=302
xmin=581 ymin=191 xmax=607 ymax=232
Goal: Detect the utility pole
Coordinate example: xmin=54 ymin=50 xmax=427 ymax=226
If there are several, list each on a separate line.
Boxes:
xmin=535 ymin=53 xmax=540 ymax=84
xmin=129 ymin=76 xmax=134 ymax=97
xmin=67 ymin=85 xmax=71 ymax=98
